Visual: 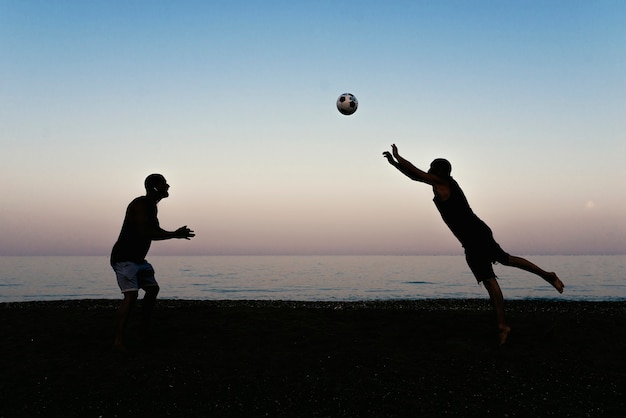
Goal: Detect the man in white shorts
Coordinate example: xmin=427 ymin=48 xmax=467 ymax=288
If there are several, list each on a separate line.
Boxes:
xmin=111 ymin=174 xmax=195 ymax=350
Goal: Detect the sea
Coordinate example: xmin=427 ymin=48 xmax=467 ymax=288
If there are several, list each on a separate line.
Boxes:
xmin=0 ymin=255 xmax=624 ymax=303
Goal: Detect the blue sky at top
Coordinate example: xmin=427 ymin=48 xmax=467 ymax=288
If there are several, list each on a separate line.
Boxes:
xmin=1 ymin=0 xmax=624 ymax=255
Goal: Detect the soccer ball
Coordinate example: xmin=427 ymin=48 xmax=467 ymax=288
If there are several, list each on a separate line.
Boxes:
xmin=336 ymin=93 xmax=358 ymax=115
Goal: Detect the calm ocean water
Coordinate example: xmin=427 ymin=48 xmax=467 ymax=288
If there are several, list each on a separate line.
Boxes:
xmin=0 ymin=255 xmax=624 ymax=303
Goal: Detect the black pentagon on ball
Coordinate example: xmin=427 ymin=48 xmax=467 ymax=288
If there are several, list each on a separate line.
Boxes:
xmin=339 ymin=96 xmax=347 ymax=103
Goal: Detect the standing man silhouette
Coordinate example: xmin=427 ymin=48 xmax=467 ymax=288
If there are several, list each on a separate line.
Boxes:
xmin=383 ymin=144 xmax=563 ymax=344
xmin=111 ymin=174 xmax=195 ymax=350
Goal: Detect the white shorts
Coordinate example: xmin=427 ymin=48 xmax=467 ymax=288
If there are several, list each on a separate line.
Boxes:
xmin=112 ymin=261 xmax=158 ymax=293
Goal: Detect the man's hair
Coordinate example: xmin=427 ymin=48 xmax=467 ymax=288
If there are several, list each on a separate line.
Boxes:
xmin=430 ymin=159 xmax=452 ymax=178
xmin=145 ymin=173 xmax=165 ymax=190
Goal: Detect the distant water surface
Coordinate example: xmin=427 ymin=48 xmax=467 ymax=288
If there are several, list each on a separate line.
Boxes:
xmin=0 ymin=255 xmax=624 ymax=302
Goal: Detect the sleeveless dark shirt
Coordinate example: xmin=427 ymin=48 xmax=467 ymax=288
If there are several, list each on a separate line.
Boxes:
xmin=110 ymin=196 xmax=155 ymax=264
xmin=433 ymin=178 xmax=492 ymax=249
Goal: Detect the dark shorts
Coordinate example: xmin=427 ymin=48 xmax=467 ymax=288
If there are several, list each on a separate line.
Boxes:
xmin=464 ymin=239 xmax=510 ymax=283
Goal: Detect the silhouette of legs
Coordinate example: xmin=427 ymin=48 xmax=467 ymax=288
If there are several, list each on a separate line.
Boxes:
xmin=501 ymin=255 xmax=564 ymax=293
xmin=141 ymin=285 xmax=160 ymax=332
xmin=482 ymin=278 xmax=511 ymax=345
xmin=114 ymin=290 xmax=138 ymax=350
xmin=113 ymin=286 xmax=160 ymax=350
xmin=480 ymin=255 xmax=564 ymax=345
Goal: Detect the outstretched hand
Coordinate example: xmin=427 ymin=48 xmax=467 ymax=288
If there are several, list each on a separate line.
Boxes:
xmin=175 ymin=226 xmax=195 ymax=240
xmin=383 ymin=144 xmax=399 ymax=165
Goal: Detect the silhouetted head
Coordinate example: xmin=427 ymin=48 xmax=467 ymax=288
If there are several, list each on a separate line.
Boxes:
xmin=428 ymin=159 xmax=452 ymax=179
xmin=145 ymin=174 xmax=169 ymax=200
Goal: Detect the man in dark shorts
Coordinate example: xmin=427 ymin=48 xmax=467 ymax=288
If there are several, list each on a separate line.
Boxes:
xmin=111 ymin=174 xmax=195 ymax=350
xmin=383 ymin=144 xmax=564 ymax=344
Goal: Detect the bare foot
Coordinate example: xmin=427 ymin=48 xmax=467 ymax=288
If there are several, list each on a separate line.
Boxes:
xmin=498 ymin=326 xmax=511 ymax=345
xmin=546 ymin=272 xmax=564 ymax=293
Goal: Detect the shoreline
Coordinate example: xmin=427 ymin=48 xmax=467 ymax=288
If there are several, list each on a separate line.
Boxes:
xmin=2 ymin=299 xmax=626 ymax=417
xmin=3 ymin=297 xmax=626 ymax=315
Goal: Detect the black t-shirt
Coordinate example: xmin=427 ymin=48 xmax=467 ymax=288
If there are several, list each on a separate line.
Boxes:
xmin=433 ymin=178 xmax=493 ymax=248
xmin=110 ymin=196 xmax=156 ymax=264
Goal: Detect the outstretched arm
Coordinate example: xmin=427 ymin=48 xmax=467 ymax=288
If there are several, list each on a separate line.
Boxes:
xmin=133 ymin=200 xmax=195 ymax=241
xmin=383 ymin=144 xmax=442 ymax=186
xmin=151 ymin=225 xmax=195 ymax=241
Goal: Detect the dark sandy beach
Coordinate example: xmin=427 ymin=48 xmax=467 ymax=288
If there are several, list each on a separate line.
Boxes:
xmin=2 ymin=299 xmax=626 ymax=417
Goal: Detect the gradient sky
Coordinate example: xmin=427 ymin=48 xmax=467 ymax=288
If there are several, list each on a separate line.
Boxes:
xmin=1 ymin=0 xmax=624 ymax=256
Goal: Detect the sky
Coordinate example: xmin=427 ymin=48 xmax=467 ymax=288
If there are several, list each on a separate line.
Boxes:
xmin=1 ymin=0 xmax=624 ymax=256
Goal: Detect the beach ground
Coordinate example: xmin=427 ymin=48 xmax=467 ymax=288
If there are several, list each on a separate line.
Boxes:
xmin=2 ymin=299 xmax=626 ymax=417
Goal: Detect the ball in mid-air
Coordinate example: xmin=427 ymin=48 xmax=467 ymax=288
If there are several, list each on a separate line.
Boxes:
xmin=336 ymin=93 xmax=358 ymax=115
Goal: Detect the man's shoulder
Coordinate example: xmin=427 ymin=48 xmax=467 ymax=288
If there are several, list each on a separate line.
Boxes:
xmin=129 ymin=195 xmax=151 ymax=205
xmin=433 ymin=177 xmax=457 ymax=202
xmin=448 ymin=177 xmax=462 ymax=191
xmin=128 ymin=196 xmax=156 ymax=212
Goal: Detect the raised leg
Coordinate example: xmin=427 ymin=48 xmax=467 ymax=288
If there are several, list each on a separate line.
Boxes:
xmin=502 ymin=255 xmax=564 ymax=293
